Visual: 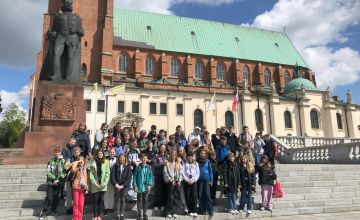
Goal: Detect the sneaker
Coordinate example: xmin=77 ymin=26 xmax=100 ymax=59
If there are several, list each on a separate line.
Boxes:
xmin=190 ymin=213 xmax=194 ymax=217
xmin=209 ymin=212 xmax=214 ymax=218
xmin=167 ymin=214 xmax=172 ymax=218
xmin=51 ymin=210 xmax=59 ymax=216
xmin=269 ymin=207 xmax=273 ymax=212
xmin=193 ymin=213 xmax=198 ymax=217
xmin=39 ymin=210 xmax=47 ymax=219
xmin=260 ymin=207 xmax=265 ymax=211
xmin=161 ymin=206 xmax=165 ymax=211
xmin=154 ymin=207 xmax=159 ymax=211
xmin=173 ymin=214 xmax=178 ymax=218
xmin=247 ymin=210 xmax=252 ymax=214
xmin=239 ymin=210 xmax=244 ymax=213
xmin=230 ymin=210 xmax=236 ymax=215
xmin=234 ymin=210 xmax=239 ymax=214
xmin=66 ymin=208 xmax=72 ymax=215
xmin=143 ymin=215 xmax=148 ymax=220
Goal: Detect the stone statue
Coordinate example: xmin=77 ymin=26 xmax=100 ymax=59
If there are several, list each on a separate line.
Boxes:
xmin=242 ymin=79 xmax=249 ymax=92
xmin=347 ymin=90 xmax=352 ymax=103
xmin=271 ymin=80 xmax=277 ymax=95
xmin=39 ymin=0 xmax=84 ymax=83
xmin=325 ymin=86 xmax=332 ymax=101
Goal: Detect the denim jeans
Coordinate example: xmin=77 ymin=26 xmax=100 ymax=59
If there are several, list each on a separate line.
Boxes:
xmin=239 ymin=187 xmax=253 ymax=211
xmin=198 ymin=179 xmax=213 ymax=214
xmin=227 ymin=192 xmax=237 ymax=211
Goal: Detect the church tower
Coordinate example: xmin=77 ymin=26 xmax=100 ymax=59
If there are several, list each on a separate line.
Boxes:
xmin=34 ymin=0 xmax=114 ymax=83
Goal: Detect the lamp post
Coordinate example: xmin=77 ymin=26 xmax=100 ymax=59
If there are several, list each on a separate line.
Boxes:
xmin=253 ymin=82 xmax=263 ymax=135
xmin=0 ymin=94 xmax=2 ymax=113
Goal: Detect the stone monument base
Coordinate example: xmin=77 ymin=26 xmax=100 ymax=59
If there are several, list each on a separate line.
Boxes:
xmin=21 ymin=81 xmax=86 ymax=159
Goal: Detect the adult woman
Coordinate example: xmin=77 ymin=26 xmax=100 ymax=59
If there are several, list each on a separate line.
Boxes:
xmin=111 ymin=153 xmax=133 ymax=220
xmin=183 ymin=151 xmax=200 ymax=217
xmin=71 ymin=122 xmax=91 ymax=158
xmin=94 ymin=123 xmax=108 ymax=149
xmin=89 ymin=150 xmax=110 ymax=220
xmin=130 ymin=121 xmax=140 ymax=140
xmin=153 ymin=144 xmax=168 ymax=211
xmin=93 ymin=138 xmax=109 ymax=157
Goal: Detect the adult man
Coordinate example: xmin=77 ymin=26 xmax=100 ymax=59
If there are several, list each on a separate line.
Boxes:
xmin=238 ymin=126 xmax=254 ymax=162
xmin=188 ymin=126 xmax=203 ymax=146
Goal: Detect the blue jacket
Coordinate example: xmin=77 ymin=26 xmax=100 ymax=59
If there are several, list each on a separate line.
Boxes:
xmin=198 ymin=159 xmax=213 ymax=183
xmin=133 ymin=163 xmax=154 ymax=193
xmin=216 ymin=144 xmax=229 ymax=165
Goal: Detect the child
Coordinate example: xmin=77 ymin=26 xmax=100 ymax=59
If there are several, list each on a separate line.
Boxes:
xmin=153 ymin=144 xmax=168 ymax=211
xmin=223 ymin=152 xmax=240 ymax=215
xmin=104 ymin=148 xmax=117 ymax=215
xmin=71 ymin=156 xmax=89 ymax=220
xmin=39 ymin=146 xmax=66 ymax=219
xmin=111 ymin=153 xmax=133 ymax=220
xmin=258 ymin=155 xmax=277 ymax=212
xmin=216 ymin=136 xmax=229 ymax=167
xmin=114 ymin=137 xmax=126 ymax=157
xmin=183 ymin=151 xmax=200 ymax=217
xmin=127 ymin=140 xmax=141 ymax=168
xmin=107 ymin=129 xmax=115 ymax=149
xmin=197 ymin=149 xmax=214 ymax=217
xmin=89 ymin=149 xmax=110 ymax=220
xmin=143 ymin=140 xmax=156 ymax=165
xmin=65 ymin=146 xmax=82 ymax=215
xmin=209 ymin=151 xmax=218 ymax=204
xmin=163 ymin=150 xmax=184 ymax=218
xmin=133 ymin=154 xmax=154 ymax=220
xmin=239 ymin=155 xmax=256 ymax=214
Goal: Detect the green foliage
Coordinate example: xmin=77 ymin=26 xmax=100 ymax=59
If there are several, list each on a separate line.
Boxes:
xmin=0 ymin=103 xmax=26 ymax=148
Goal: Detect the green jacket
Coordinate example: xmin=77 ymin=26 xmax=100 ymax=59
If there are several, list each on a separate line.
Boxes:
xmin=46 ymin=156 xmax=66 ymax=184
xmin=89 ymin=160 xmax=110 ymax=193
xmin=133 ymin=163 xmax=153 ymax=193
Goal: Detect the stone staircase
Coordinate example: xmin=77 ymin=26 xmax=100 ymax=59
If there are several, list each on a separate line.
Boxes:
xmin=0 ymin=164 xmax=359 ymax=219
xmin=0 ymin=148 xmax=24 ymax=164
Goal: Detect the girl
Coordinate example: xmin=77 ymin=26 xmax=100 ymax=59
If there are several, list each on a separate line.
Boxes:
xmin=163 ymin=150 xmax=184 ymax=218
xmin=89 ymin=149 xmax=110 ymax=220
xmin=258 ymin=155 xmax=277 ymax=212
xmin=153 ymin=144 xmax=168 ymax=211
xmin=177 ymin=146 xmax=186 ymax=163
xmin=183 ymin=151 xmax=200 ymax=217
xmin=197 ymin=149 xmax=214 ymax=217
xmin=223 ymin=152 xmax=240 ymax=215
xmin=114 ymin=137 xmax=126 ymax=157
xmin=127 ymin=140 xmax=141 ymax=168
xmin=107 ymin=129 xmax=115 ymax=149
xmin=239 ymin=155 xmax=256 ymax=214
xmin=71 ymin=156 xmax=89 ymax=220
xmin=253 ymin=133 xmax=265 ymax=168
xmin=93 ymin=138 xmax=109 ymax=157
xmin=111 ymin=153 xmax=132 ymax=220
xmin=209 ymin=150 xmax=218 ymax=203
xmin=130 ymin=121 xmax=140 ymax=140
xmin=104 ymin=148 xmax=117 ymax=214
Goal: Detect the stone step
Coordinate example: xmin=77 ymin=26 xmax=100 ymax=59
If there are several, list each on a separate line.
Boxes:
xmin=0 ymin=183 xmax=47 ymax=192
xmin=2 ymin=203 xmax=360 ymax=219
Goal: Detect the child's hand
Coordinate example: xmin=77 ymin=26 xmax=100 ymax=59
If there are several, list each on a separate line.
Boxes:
xmin=134 ymin=187 xmax=138 ymax=193
xmin=224 ymin=184 xmax=228 ymax=187
xmin=251 ymin=185 xmax=255 ymax=189
xmin=147 ymin=185 xmax=151 ymax=192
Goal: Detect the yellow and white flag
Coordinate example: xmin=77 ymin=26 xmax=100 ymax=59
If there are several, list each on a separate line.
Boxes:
xmin=93 ymin=82 xmax=98 ymax=92
xmin=207 ymin=90 xmax=216 ymax=112
xmin=106 ymin=84 xmax=125 ymax=96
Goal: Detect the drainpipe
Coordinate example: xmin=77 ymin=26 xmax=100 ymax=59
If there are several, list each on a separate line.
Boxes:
xmin=268 ymin=95 xmax=273 ymax=134
xmin=344 ymin=105 xmax=350 ymax=138
xmin=296 ymin=93 xmax=303 ymax=137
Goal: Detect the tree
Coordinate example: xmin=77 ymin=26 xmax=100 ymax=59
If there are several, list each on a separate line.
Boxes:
xmin=0 ymin=103 xmax=26 ymax=148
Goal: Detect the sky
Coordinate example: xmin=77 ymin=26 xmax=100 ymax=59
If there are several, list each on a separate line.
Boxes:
xmin=0 ymin=0 xmax=360 ymax=114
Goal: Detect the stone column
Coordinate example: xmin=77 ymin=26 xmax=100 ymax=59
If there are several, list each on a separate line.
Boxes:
xmin=323 ymin=101 xmax=336 ymax=137
xmin=186 ymin=55 xmax=194 ymax=84
xmin=346 ymin=104 xmax=357 ymax=138
xmin=269 ymin=94 xmax=280 ymax=135
xmin=240 ymin=90 xmax=254 ymax=131
xmin=234 ymin=59 xmax=242 ymax=87
xmin=210 ymin=58 xmax=217 ymax=85
xmin=134 ymin=49 xmax=142 ymax=79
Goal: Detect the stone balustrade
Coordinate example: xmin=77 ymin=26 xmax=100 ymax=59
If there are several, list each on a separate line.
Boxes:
xmin=272 ymin=135 xmax=360 ymax=164
xmin=275 ymin=136 xmax=360 ymax=148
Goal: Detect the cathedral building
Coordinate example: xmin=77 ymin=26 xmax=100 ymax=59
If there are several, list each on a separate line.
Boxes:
xmin=31 ymin=0 xmax=360 ymax=139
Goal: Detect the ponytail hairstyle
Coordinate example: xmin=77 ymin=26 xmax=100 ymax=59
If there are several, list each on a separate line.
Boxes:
xmin=260 ymin=155 xmax=272 ymax=168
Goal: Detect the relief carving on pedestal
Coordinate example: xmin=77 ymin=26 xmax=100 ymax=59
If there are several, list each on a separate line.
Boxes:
xmin=41 ymin=95 xmax=77 ymax=121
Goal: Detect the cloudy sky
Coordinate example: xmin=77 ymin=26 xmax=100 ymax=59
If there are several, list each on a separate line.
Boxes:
xmin=0 ymin=0 xmax=360 ymax=113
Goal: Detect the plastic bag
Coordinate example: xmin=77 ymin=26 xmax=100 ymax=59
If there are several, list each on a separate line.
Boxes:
xmin=272 ymin=180 xmax=283 ymax=198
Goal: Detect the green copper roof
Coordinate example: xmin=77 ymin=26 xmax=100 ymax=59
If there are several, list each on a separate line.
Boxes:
xmin=283 ymin=78 xmax=318 ymax=93
xmin=113 ymin=8 xmax=308 ymax=68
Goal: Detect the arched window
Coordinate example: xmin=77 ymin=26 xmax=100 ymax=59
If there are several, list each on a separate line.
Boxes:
xmin=119 ymin=54 xmax=128 ymax=73
xmin=194 ymin=109 xmax=204 ymax=127
xmin=284 ymin=71 xmax=291 ymax=85
xmin=310 ymin=110 xmax=319 ymax=129
xmin=216 ymin=63 xmax=225 ymax=81
xmin=255 ymin=109 xmax=263 ymax=131
xmin=225 ymin=111 xmax=234 ymax=127
xmin=336 ymin=113 xmax=343 ymax=130
xmin=170 ymin=58 xmax=180 ymax=77
xmin=81 ymin=63 xmax=87 ymax=77
xmin=284 ymin=111 xmax=292 ymax=128
xmin=264 ymin=68 xmax=271 ymax=87
xmin=195 ymin=60 xmax=203 ymax=80
xmin=145 ymin=56 xmax=154 ymax=75
xmin=243 ymin=65 xmax=249 ymax=85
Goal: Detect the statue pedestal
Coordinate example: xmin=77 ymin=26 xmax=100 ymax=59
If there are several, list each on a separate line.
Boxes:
xmin=23 ymin=81 xmax=85 ymax=158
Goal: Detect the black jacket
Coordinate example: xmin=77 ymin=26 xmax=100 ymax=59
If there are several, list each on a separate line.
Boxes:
xmin=209 ymin=158 xmax=218 ymax=175
xmin=223 ymin=160 xmax=240 ymax=193
xmin=226 ymin=133 xmax=240 ymax=154
xmin=211 ymin=134 xmax=221 ymax=151
xmin=258 ymin=166 xmax=277 ymax=185
xmin=239 ymin=164 xmax=256 ymax=188
xmin=263 ymin=139 xmax=275 ymax=160
xmin=110 ymin=164 xmax=133 ymax=189
xmin=71 ymin=130 xmax=91 ymax=156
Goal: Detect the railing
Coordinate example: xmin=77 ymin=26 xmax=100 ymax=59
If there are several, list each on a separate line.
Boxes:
xmin=272 ymin=135 xmax=360 ymax=164
xmin=275 ymin=136 xmax=360 ymax=148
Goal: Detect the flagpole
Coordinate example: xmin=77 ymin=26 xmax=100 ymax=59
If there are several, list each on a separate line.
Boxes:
xmin=105 ymin=93 xmax=108 ymax=124
xmin=93 ymin=84 xmax=98 ymax=139
xmin=28 ymin=79 xmax=36 ymax=132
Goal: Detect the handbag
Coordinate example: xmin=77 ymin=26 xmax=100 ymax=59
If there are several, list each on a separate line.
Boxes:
xmin=272 ymin=180 xmax=284 ymax=198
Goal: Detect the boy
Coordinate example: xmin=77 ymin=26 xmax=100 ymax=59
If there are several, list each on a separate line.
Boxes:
xmin=133 ymin=154 xmax=154 ymax=220
xmin=209 ymin=151 xmax=218 ymax=204
xmin=39 ymin=146 xmax=66 ymax=219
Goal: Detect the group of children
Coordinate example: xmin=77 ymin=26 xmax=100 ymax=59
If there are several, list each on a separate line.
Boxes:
xmin=39 ymin=123 xmax=278 ymax=220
